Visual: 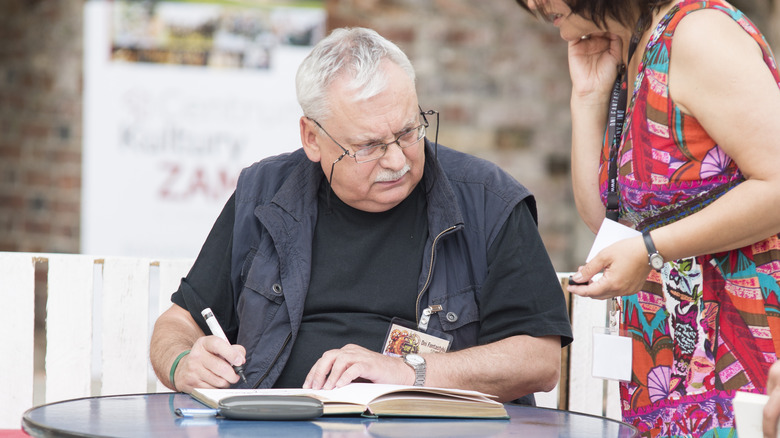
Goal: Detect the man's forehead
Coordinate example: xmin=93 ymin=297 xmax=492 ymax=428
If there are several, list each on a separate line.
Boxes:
xmin=336 ymin=107 xmax=419 ymax=143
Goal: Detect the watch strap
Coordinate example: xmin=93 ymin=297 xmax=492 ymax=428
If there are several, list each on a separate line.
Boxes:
xmin=642 ymin=230 xmax=664 ymax=270
xmin=404 ymin=355 xmax=426 ymax=386
xmin=642 ymin=230 xmax=657 ymax=255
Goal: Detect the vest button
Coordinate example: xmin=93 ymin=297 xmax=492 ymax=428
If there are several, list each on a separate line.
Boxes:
xmin=272 ymin=283 xmax=282 ymax=294
xmin=446 ymin=312 xmax=458 ymax=322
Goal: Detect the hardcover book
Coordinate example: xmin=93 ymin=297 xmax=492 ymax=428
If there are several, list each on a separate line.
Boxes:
xmin=191 ymin=383 xmax=509 ymax=419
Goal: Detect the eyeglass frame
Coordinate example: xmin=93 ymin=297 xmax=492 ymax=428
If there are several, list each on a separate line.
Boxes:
xmin=308 ymin=111 xmax=431 ymax=165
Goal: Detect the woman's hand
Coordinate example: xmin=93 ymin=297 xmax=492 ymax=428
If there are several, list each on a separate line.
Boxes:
xmin=567 ymin=235 xmax=651 ymax=299
xmin=764 ymin=361 xmax=780 ymax=437
xmin=568 ymin=32 xmax=623 ymax=105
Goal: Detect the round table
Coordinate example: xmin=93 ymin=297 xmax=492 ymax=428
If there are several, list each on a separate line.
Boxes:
xmin=23 ymin=393 xmax=638 ymax=437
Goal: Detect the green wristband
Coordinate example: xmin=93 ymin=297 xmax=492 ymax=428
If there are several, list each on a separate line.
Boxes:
xmin=169 ymin=349 xmax=191 ymax=390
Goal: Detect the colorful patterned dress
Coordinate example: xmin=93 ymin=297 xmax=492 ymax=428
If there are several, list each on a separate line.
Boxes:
xmin=597 ymin=1 xmax=780 ymax=436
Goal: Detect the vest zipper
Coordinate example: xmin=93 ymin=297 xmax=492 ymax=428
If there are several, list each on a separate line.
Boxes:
xmin=415 ymin=225 xmax=457 ymax=326
xmin=251 ymin=331 xmax=292 ymax=389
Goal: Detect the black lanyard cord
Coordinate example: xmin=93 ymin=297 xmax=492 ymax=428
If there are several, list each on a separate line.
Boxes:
xmin=605 ymin=32 xmax=641 ymax=222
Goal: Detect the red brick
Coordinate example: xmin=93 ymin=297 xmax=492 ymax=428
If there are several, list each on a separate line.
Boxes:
xmin=0 ymin=241 xmax=20 ymax=252
xmin=52 ymin=150 xmax=81 ymax=164
xmin=21 ymin=123 xmax=50 ymax=139
xmin=57 ymin=174 xmax=80 ymax=190
xmin=25 ymin=220 xmax=51 ymax=234
xmin=51 ymin=200 xmax=79 ymax=214
xmin=0 ymin=194 xmax=24 ymax=209
xmin=24 ymin=170 xmax=51 ymax=187
xmin=0 ymin=146 xmax=21 ymax=159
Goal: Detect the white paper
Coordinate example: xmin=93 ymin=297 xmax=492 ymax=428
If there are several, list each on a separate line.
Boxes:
xmin=586 ymin=218 xmax=642 ymax=262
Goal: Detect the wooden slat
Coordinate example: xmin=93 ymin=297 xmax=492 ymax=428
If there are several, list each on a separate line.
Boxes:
xmin=568 ymin=295 xmax=609 ymax=416
xmin=606 ymin=379 xmax=622 ymax=420
xmin=533 ymin=273 xmax=573 ymax=409
xmin=157 ymin=259 xmax=192 ymax=318
xmin=154 ymin=259 xmax=193 ymax=392
xmin=0 ymin=252 xmax=36 ymax=428
xmin=45 ymin=254 xmax=95 ymax=403
xmin=101 ymin=257 xmax=150 ymax=395
xmin=558 ymin=273 xmax=572 ymax=410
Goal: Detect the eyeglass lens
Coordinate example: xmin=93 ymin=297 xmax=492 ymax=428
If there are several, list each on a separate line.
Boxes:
xmin=353 ymin=124 xmax=426 ymax=163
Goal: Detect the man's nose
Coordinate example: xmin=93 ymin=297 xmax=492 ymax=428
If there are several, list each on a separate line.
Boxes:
xmin=379 ymin=141 xmax=406 ymax=168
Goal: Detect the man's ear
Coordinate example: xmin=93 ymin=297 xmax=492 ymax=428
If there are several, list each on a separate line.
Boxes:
xmin=300 ymin=117 xmax=322 ymax=163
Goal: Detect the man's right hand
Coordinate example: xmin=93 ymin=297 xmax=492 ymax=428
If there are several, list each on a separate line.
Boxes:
xmin=150 ymin=304 xmax=247 ymax=393
xmin=172 ymin=335 xmax=246 ymax=393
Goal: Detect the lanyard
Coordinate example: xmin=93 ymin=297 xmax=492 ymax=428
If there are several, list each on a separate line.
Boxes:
xmin=605 ymin=34 xmax=641 ymax=222
xmin=605 ymin=32 xmax=641 ymax=330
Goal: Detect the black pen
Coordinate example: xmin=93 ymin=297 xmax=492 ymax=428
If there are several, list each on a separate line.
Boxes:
xmin=201 ymin=308 xmax=248 ymax=385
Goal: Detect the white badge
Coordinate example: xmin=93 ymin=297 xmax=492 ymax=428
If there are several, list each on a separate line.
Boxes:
xmin=592 ymin=327 xmax=632 ymax=381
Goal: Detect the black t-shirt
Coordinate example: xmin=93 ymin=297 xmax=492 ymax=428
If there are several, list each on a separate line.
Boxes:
xmin=172 ymin=178 xmax=572 ymax=388
xmin=273 ymin=182 xmax=427 ymax=387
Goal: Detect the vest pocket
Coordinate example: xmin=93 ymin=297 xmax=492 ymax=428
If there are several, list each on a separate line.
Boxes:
xmin=236 ymin=248 xmax=285 ymax=349
xmin=435 ymin=285 xmax=479 ymax=332
xmin=241 ymin=248 xmax=284 ymax=305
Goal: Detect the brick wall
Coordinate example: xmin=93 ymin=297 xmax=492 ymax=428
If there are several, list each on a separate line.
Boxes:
xmin=0 ymin=0 xmax=83 ymax=253
xmin=1 ymin=0 xmax=778 ymax=271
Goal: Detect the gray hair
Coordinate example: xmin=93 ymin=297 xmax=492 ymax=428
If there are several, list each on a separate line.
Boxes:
xmin=295 ymin=27 xmax=416 ymax=122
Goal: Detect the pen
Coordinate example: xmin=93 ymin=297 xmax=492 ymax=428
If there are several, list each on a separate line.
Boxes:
xmin=201 ymin=308 xmax=249 ymax=385
xmin=175 ymin=407 xmax=219 ymax=417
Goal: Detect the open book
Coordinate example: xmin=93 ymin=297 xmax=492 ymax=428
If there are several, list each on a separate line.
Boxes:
xmin=191 ymin=383 xmax=509 ymax=419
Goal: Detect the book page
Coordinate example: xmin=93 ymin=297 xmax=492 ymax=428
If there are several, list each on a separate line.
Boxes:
xmin=193 ymin=383 xmax=498 ymax=407
xmin=325 ymin=383 xmax=499 ymax=405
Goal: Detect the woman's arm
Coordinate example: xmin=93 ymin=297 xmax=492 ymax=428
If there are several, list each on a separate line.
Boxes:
xmin=568 ymin=33 xmax=625 ymax=232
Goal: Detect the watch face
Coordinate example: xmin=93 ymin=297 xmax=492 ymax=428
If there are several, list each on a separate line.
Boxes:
xmin=650 ymin=253 xmax=664 ymax=270
xmin=405 ymin=354 xmax=424 ymax=366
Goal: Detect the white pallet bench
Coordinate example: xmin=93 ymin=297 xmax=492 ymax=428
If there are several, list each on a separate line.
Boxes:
xmin=0 ymin=252 xmax=193 ymax=428
xmin=0 ymin=252 xmax=620 ymax=429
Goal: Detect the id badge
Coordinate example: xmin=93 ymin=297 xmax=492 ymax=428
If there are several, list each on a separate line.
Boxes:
xmin=592 ymin=298 xmax=632 ymax=381
xmin=382 ymin=317 xmax=452 ymax=357
xmin=592 ymin=327 xmax=632 ymax=381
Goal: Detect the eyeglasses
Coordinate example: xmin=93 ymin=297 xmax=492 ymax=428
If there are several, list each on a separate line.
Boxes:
xmin=309 ymin=113 xmax=430 ymax=164
xmin=310 ymin=108 xmax=439 ymax=209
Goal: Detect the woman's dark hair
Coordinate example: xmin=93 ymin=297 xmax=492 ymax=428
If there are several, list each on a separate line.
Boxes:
xmin=515 ymin=0 xmax=675 ymax=32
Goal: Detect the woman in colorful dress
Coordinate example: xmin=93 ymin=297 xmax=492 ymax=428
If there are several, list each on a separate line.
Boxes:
xmin=516 ymin=0 xmax=780 ymax=436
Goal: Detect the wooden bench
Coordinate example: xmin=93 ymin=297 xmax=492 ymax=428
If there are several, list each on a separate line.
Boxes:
xmin=0 ymin=251 xmax=620 ymax=428
xmin=1 ymin=252 xmax=193 ymax=428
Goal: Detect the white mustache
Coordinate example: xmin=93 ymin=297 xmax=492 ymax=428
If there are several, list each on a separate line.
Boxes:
xmin=375 ymin=164 xmax=410 ymax=182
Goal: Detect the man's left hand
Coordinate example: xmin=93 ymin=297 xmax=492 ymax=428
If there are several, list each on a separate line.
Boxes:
xmin=302 ymin=344 xmax=413 ymax=390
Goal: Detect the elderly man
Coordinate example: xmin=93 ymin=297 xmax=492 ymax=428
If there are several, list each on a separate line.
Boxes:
xmin=150 ymin=27 xmax=572 ymax=404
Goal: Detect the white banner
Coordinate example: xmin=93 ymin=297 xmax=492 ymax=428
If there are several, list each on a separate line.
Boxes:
xmin=82 ymin=1 xmax=324 ymax=258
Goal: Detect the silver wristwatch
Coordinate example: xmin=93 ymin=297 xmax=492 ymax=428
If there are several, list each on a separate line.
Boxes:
xmin=642 ymin=230 xmax=664 ymax=271
xmin=403 ymin=354 xmax=426 ymax=386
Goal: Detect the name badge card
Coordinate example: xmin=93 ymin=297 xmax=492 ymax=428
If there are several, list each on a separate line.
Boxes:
xmin=382 ymin=318 xmax=452 ymax=357
xmin=592 ymin=327 xmax=632 ymax=381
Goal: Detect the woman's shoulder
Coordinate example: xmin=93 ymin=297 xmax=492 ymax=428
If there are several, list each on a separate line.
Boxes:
xmin=669 ymin=2 xmax=765 ymax=52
